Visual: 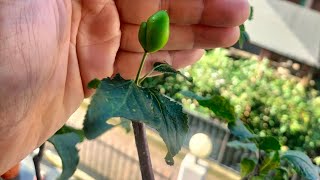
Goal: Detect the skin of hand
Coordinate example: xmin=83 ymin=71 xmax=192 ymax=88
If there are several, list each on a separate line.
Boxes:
xmin=0 ymin=0 xmax=249 ymax=173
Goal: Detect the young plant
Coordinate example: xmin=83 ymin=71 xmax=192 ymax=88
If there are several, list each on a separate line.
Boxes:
xmin=84 ymin=10 xmax=189 ymax=179
xmin=34 ymin=10 xmax=189 ymax=180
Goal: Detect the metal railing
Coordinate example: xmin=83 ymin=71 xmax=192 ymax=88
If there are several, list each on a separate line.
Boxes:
xmin=78 ymin=139 xmax=169 ymax=180
xmin=184 ymin=110 xmax=254 ymax=171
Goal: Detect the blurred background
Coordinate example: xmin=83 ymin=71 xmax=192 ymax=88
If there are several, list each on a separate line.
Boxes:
xmin=9 ymin=0 xmax=320 ymax=179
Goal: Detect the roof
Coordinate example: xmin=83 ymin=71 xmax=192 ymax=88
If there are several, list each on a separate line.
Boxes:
xmin=245 ymin=0 xmax=320 ymax=68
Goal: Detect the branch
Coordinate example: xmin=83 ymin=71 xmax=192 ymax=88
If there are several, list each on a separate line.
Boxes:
xmin=132 ymin=122 xmax=155 ymax=180
xmin=33 ymin=143 xmax=45 ymax=180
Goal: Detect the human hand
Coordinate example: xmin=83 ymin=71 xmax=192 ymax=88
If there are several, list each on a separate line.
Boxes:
xmin=0 ymin=0 xmax=249 ymax=173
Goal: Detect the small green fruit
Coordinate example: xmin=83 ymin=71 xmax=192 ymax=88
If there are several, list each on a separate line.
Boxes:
xmin=138 ymin=10 xmax=170 ymax=53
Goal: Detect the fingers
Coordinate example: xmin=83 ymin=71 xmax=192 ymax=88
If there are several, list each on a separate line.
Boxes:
xmin=115 ymin=0 xmax=249 ymax=27
xmin=114 ymin=49 xmax=205 ymax=79
xmin=76 ymin=0 xmax=121 ymax=97
xmin=120 ymin=24 xmax=240 ymax=52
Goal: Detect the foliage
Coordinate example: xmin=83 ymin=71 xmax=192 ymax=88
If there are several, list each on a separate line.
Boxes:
xmin=282 ymin=151 xmax=319 ymax=180
xmin=183 ymin=92 xmax=318 ymax=179
xmin=43 ymin=10 xmax=186 ymax=179
xmin=142 ymin=49 xmax=320 ymax=158
xmin=83 ymin=75 xmax=188 ymax=165
xmin=48 ymin=126 xmax=84 ymax=179
xmin=241 ymin=158 xmax=257 ymax=178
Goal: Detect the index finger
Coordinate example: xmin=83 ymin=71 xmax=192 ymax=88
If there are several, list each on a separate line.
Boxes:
xmin=115 ymin=0 xmax=249 ymax=27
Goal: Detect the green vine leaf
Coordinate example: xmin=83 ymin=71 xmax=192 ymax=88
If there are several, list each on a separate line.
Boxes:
xmin=228 ymin=119 xmax=256 ymax=139
xmin=227 ymin=140 xmax=258 ymax=152
xmin=55 ymin=125 xmax=85 ymax=142
xmin=281 ymin=150 xmax=319 ymax=180
xmin=273 ymin=168 xmax=289 ymax=180
xmin=48 ymin=132 xmax=81 ymax=180
xmin=83 ymin=74 xmax=188 ymax=165
xmin=251 ymin=176 xmax=265 ymax=180
xmin=240 ymin=158 xmax=256 ymax=178
xmin=257 ymin=136 xmax=281 ymax=151
xmin=249 ymin=6 xmax=254 ymax=20
xmin=181 ymin=91 xmax=236 ymax=123
xmin=87 ymin=78 xmax=101 ymax=89
xmin=260 ymin=151 xmax=280 ymax=175
xmin=120 ymin=118 xmax=132 ymax=133
xmin=239 ymin=24 xmax=249 ymax=49
xmin=153 ymin=62 xmax=177 ymax=74
xmin=153 ymin=62 xmax=193 ymax=83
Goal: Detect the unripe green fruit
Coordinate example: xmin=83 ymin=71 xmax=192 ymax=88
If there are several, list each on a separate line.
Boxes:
xmin=138 ymin=10 xmax=170 ymax=53
xmin=138 ymin=22 xmax=148 ymax=51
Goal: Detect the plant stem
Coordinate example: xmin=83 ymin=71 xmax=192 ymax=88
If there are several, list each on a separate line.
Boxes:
xmin=132 ymin=122 xmax=155 ymax=180
xmin=140 ymin=68 xmax=155 ymax=84
xmin=33 ymin=143 xmax=45 ymax=180
xmin=134 ymin=52 xmax=148 ymax=85
xmin=132 ymin=52 xmax=155 ymax=180
xmin=253 ymin=150 xmax=262 ymax=176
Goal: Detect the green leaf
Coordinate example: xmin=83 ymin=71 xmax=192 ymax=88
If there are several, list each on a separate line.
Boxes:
xmin=83 ymin=75 xmax=188 ymax=165
xmin=120 ymin=118 xmax=132 ymax=133
xmin=48 ymin=132 xmax=81 ymax=180
xmin=257 ymin=136 xmax=281 ymax=151
xmin=273 ymin=168 xmax=289 ymax=180
xmin=227 ymin=140 xmax=258 ymax=152
xmin=153 ymin=62 xmax=177 ymax=74
xmin=249 ymin=6 xmax=254 ymax=20
xmin=228 ymin=119 xmax=255 ymax=139
xmin=258 ymin=136 xmax=281 ymax=151
xmin=281 ymin=150 xmax=319 ymax=180
xmin=181 ymin=91 xmax=236 ymax=123
xmin=87 ymin=78 xmax=101 ymax=89
xmin=260 ymin=151 xmax=280 ymax=175
xmin=238 ymin=24 xmax=249 ymax=49
xmin=55 ymin=125 xmax=85 ymax=142
xmin=251 ymin=176 xmax=265 ymax=180
xmin=153 ymin=62 xmax=193 ymax=83
xmin=240 ymin=158 xmax=256 ymax=178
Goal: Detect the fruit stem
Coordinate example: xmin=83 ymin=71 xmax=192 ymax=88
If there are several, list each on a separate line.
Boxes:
xmin=134 ymin=52 xmax=148 ymax=85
